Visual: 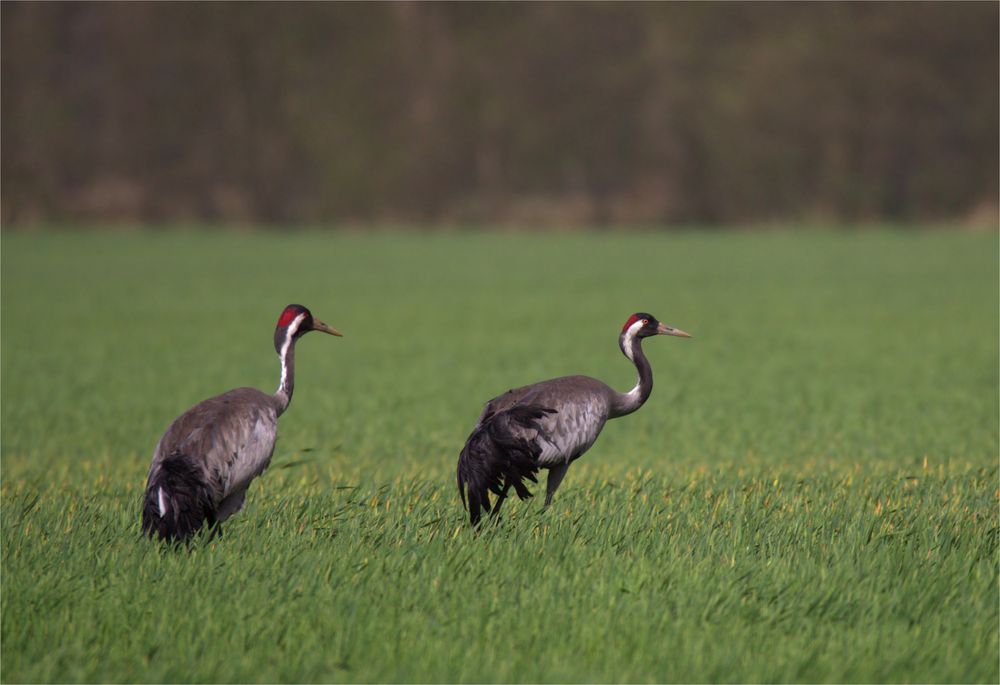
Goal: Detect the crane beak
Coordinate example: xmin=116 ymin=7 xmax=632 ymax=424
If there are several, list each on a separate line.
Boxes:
xmin=311 ymin=319 xmax=343 ymax=337
xmin=657 ymin=322 xmax=692 ymax=338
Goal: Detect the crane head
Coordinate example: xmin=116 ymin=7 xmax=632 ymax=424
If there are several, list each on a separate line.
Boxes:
xmin=620 ymin=312 xmax=691 ymax=342
xmin=273 ymin=304 xmax=342 ymax=354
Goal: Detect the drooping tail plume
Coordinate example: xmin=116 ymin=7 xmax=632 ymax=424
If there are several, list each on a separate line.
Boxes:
xmin=141 ymin=452 xmax=215 ymax=542
xmin=456 ymin=405 xmax=556 ymax=525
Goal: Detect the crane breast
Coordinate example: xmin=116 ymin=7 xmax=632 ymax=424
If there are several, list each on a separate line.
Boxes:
xmin=534 ymin=396 xmax=609 ymax=466
xmin=223 ymin=411 xmax=279 ymax=494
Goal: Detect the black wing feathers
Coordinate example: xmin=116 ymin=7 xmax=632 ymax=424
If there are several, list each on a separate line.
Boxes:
xmin=456 ymin=405 xmax=556 ymax=525
xmin=141 ymin=451 xmax=216 ymax=542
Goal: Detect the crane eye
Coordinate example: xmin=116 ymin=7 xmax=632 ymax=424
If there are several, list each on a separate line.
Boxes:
xmin=642 ymin=319 xmax=649 ymax=325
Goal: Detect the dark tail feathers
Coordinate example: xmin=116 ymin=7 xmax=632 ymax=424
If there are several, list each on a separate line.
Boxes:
xmin=141 ymin=452 xmax=215 ymax=542
xmin=456 ymin=405 xmax=556 ymax=525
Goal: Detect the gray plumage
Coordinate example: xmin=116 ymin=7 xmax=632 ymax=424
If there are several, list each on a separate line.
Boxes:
xmin=456 ymin=312 xmax=691 ymax=525
xmin=142 ymin=304 xmax=341 ymax=542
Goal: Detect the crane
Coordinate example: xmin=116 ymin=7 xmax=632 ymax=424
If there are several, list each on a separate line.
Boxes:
xmin=457 ymin=313 xmax=690 ymax=525
xmin=141 ymin=304 xmax=342 ymax=541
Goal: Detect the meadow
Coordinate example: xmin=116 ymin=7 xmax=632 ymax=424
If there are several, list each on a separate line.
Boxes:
xmin=1 ymin=228 xmax=997 ymax=683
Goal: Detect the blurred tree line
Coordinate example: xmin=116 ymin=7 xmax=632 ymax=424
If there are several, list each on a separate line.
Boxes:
xmin=2 ymin=2 xmax=997 ymax=228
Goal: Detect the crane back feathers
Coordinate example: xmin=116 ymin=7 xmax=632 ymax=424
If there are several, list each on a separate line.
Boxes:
xmin=456 ymin=405 xmax=557 ymax=525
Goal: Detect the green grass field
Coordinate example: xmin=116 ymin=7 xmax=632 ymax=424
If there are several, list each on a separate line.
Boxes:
xmin=2 ymin=228 xmax=997 ymax=683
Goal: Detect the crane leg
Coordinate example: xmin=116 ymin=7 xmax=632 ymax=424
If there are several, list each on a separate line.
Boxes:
xmin=202 ymin=511 xmax=223 ymax=542
xmin=544 ymin=463 xmax=570 ymax=507
xmin=216 ymin=487 xmax=248 ymax=523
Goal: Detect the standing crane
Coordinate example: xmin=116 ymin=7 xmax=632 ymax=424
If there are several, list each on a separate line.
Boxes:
xmin=141 ymin=304 xmax=342 ymax=542
xmin=457 ymin=313 xmax=690 ymax=525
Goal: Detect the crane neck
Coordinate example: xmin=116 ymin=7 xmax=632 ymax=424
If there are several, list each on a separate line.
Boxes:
xmin=274 ymin=331 xmax=298 ymax=416
xmin=611 ymin=333 xmax=653 ymax=418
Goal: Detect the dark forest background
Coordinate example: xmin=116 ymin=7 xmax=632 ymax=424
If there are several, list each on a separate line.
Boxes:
xmin=2 ymin=1 xmax=997 ymax=228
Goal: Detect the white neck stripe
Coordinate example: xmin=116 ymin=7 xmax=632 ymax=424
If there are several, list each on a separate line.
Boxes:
xmin=622 ymin=319 xmax=645 ymax=398
xmin=277 ymin=313 xmax=307 ymax=393
xmin=622 ymin=320 xmax=643 ymax=362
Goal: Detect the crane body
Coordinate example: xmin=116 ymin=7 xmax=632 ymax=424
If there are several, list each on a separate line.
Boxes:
xmin=142 ymin=304 xmax=341 ymax=542
xmin=457 ymin=313 xmax=690 ymax=525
